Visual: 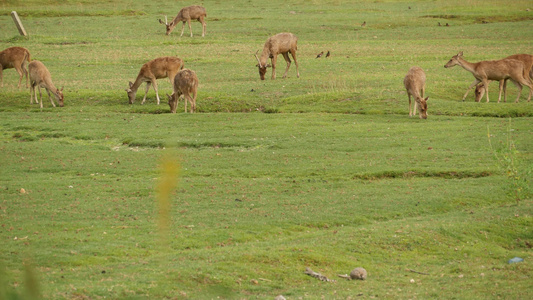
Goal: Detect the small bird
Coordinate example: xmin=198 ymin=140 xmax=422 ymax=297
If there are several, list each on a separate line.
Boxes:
xmin=316 ymin=51 xmax=323 ymax=58
xmin=361 ymin=21 xmax=366 ymax=27
xmin=326 ymin=50 xmax=330 ymax=58
xmin=438 ymin=22 xmax=441 ymax=26
xmin=446 ymin=23 xmax=450 ymax=27
xmin=408 ymin=6 xmax=411 ymax=9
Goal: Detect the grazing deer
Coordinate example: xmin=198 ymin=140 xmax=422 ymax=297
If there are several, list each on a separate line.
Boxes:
xmin=126 ymin=56 xmax=184 ymax=105
xmin=167 ymin=69 xmax=198 ymax=113
xmin=474 ymin=54 xmax=533 ymax=102
xmin=0 ymin=46 xmax=31 ymax=89
xmin=444 ymin=51 xmax=533 ymax=103
xmin=28 ymin=60 xmax=64 ymax=108
xmin=403 ymin=66 xmax=429 ymax=119
xmin=254 ymin=32 xmax=300 ymax=80
xmin=159 ymin=5 xmax=207 ymax=37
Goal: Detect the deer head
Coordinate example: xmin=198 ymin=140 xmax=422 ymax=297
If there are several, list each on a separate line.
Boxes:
xmin=417 ymin=97 xmax=429 ymax=119
xmin=158 ymin=16 xmax=174 ymax=35
xmin=444 ymin=51 xmax=463 ymax=68
xmin=167 ymin=93 xmax=178 ymax=113
xmin=56 ymin=87 xmax=64 ymax=107
xmin=254 ymin=51 xmax=271 ymax=80
xmin=125 ymin=81 xmax=136 ymax=104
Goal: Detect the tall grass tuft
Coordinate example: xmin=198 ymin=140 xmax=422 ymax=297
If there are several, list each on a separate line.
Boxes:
xmin=488 ymin=118 xmax=532 ymax=204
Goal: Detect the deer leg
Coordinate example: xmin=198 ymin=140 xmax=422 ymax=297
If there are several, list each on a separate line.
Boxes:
xmin=0 ymin=66 xmax=3 ymax=87
xmin=462 ymin=80 xmax=481 ymax=101
xmin=38 ymin=86 xmax=44 ymax=109
xmin=47 ymin=88 xmax=56 ymax=107
xmin=290 ymin=49 xmax=300 ymax=78
xmin=408 ymin=94 xmax=412 ymax=117
xmin=188 ymin=20 xmax=193 ymax=37
xmin=192 ymin=89 xmax=197 ymax=113
xmin=482 ymin=79 xmax=490 ymax=103
xmin=141 ymin=81 xmax=151 ymax=105
xmin=30 ymin=84 xmax=35 ymax=104
xmin=15 ymin=66 xmax=24 ymax=89
xmin=413 ymin=99 xmax=418 ymax=117
xmin=502 ymin=79 xmax=508 ymax=102
xmin=282 ymin=52 xmax=291 ymax=79
xmin=200 ymin=17 xmax=206 ymax=37
xmin=152 ymin=80 xmax=161 ymax=105
xmin=180 ymin=21 xmax=186 ymax=37
xmin=271 ymin=56 xmax=277 ymax=80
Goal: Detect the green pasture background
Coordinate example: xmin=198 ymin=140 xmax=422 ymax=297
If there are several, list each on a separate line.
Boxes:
xmin=0 ymin=0 xmax=532 ymax=299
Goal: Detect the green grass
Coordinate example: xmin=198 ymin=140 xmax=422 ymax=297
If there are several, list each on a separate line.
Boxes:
xmin=1 ymin=0 xmax=532 ymax=299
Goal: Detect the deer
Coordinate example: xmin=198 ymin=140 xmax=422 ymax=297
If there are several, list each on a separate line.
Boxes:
xmin=28 ymin=60 xmax=64 ymax=108
xmin=0 ymin=46 xmax=31 ymax=89
xmin=474 ymin=54 xmax=533 ymax=102
xmin=159 ymin=5 xmax=207 ymax=37
xmin=125 ymin=56 xmax=184 ymax=105
xmin=403 ymin=66 xmax=429 ymax=119
xmin=254 ymin=32 xmax=300 ymax=80
xmin=444 ymin=51 xmax=533 ymax=103
xmin=166 ymin=69 xmax=199 ymax=113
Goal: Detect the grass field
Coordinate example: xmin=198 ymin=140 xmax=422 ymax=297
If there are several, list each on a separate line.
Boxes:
xmin=1 ymin=0 xmax=532 ymax=299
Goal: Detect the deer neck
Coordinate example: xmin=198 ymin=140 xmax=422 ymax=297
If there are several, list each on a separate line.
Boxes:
xmin=457 ymin=56 xmax=478 ymax=74
xmin=130 ymin=74 xmax=146 ymax=92
xmin=259 ymin=48 xmax=271 ymax=67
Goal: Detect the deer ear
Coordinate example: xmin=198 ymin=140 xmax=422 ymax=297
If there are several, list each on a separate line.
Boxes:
xmin=458 ymin=51 xmax=463 ymax=57
xmin=60 ymin=87 xmax=64 ymax=92
xmin=159 ymin=19 xmax=164 ymax=24
xmin=129 ymin=81 xmax=133 ymax=88
xmin=425 ymin=97 xmax=429 ymax=101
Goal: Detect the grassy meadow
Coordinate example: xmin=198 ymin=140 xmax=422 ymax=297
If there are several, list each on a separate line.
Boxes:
xmin=1 ymin=0 xmax=532 ymax=299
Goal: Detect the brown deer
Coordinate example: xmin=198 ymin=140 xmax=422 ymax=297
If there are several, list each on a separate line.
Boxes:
xmin=159 ymin=6 xmax=207 ymax=37
xmin=0 ymin=46 xmax=31 ymax=89
xmin=444 ymin=51 xmax=533 ymax=103
xmin=167 ymin=69 xmax=198 ymax=113
xmin=474 ymin=54 xmax=533 ymax=102
xmin=403 ymin=66 xmax=429 ymax=119
xmin=28 ymin=60 xmax=64 ymax=108
xmin=125 ymin=57 xmax=184 ymax=105
xmin=254 ymin=32 xmax=300 ymax=80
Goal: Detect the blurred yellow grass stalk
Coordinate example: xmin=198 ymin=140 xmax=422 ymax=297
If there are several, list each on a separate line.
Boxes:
xmin=156 ymin=154 xmax=181 ymax=249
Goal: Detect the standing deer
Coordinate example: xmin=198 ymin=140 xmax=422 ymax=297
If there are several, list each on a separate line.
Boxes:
xmin=167 ymin=69 xmax=198 ymax=113
xmin=125 ymin=56 xmax=184 ymax=105
xmin=444 ymin=51 xmax=533 ymax=103
xmin=0 ymin=46 xmax=31 ymax=89
xmin=403 ymin=66 xmax=429 ymax=119
xmin=28 ymin=60 xmax=64 ymax=108
xmin=159 ymin=6 xmax=207 ymax=37
xmin=474 ymin=54 xmax=533 ymax=102
xmin=254 ymin=32 xmax=300 ymax=80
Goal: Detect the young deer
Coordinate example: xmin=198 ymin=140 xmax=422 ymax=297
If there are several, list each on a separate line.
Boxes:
xmin=474 ymin=54 xmax=533 ymax=102
xmin=444 ymin=51 xmax=533 ymax=103
xmin=28 ymin=60 xmax=64 ymax=108
xmin=167 ymin=69 xmax=198 ymax=113
xmin=0 ymin=46 xmax=31 ymax=89
xmin=403 ymin=66 xmax=429 ymax=119
xmin=126 ymin=56 xmax=184 ymax=105
xmin=254 ymin=32 xmax=300 ymax=80
xmin=159 ymin=6 xmax=207 ymax=37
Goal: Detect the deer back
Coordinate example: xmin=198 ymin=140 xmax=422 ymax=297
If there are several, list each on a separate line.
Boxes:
xmin=0 ymin=47 xmax=30 ymax=68
xmin=174 ymin=69 xmax=198 ymax=94
xmin=475 ymin=59 xmax=526 ymax=81
xmin=403 ymin=67 xmax=426 ymax=98
xmin=177 ymin=5 xmax=206 ymax=22
xmin=506 ymin=54 xmax=533 ymax=79
xmin=267 ymin=33 xmax=298 ymax=54
xmin=144 ymin=57 xmax=184 ymax=79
